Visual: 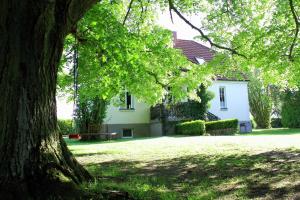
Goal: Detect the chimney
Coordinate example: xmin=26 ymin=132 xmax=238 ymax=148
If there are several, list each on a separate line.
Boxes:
xmin=172 ymin=31 xmax=177 ymax=46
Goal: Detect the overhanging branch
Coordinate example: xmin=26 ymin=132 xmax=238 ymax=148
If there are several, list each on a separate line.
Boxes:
xmin=288 ymin=0 xmax=300 ymax=61
xmin=168 ymin=0 xmax=247 ymax=58
xmin=146 ymin=70 xmax=167 ymax=88
xmin=67 ymin=0 xmax=99 ymax=31
xmin=123 ymin=0 xmax=135 ymax=25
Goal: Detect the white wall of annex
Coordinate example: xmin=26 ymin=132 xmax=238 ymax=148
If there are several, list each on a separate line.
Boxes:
xmin=104 ymin=98 xmax=150 ymax=124
xmin=208 ymin=81 xmax=250 ymax=121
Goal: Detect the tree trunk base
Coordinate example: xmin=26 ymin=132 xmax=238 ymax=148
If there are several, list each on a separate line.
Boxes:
xmin=1 ymin=180 xmax=135 ymax=200
xmin=0 ymin=176 xmax=84 ymax=200
xmin=0 ymin=137 xmax=93 ymax=200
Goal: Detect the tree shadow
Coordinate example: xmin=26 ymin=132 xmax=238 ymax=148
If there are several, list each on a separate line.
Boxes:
xmin=74 ymin=151 xmax=115 ymax=157
xmin=66 ymin=137 xmax=164 ymax=146
xmin=83 ymin=149 xmax=300 ymax=199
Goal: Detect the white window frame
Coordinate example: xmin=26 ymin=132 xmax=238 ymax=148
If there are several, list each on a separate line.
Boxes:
xmin=219 ymin=86 xmax=227 ymax=110
xmin=122 ymin=128 xmax=133 ymax=138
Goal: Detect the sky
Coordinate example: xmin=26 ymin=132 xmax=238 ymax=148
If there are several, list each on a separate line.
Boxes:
xmin=57 ymin=96 xmax=74 ymax=119
xmin=57 ymin=12 xmax=203 ymax=119
xmin=158 ymin=11 xmax=200 ymax=40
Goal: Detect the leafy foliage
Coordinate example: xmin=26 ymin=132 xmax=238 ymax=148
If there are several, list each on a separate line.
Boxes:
xmin=169 ymin=0 xmax=300 ymax=86
xmin=175 ymin=120 xmax=205 ymax=135
xmin=58 ymin=1 xmax=216 ymax=136
xmin=250 ymin=116 xmax=257 ymax=129
xmin=58 ymin=0 xmax=300 ymax=132
xmin=195 ymin=83 xmax=215 ymax=120
xmin=58 ymin=119 xmax=75 ymax=135
xmin=58 ymin=2 xmax=212 ymax=107
xmin=271 ymin=118 xmax=283 ymax=128
xmin=281 ymin=89 xmax=300 ymax=128
xmin=161 ymin=84 xmax=214 ymax=121
xmin=205 ymin=119 xmax=239 ymax=135
xmin=75 ymin=97 xmax=108 ymax=133
xmin=248 ymin=75 xmax=272 ymax=129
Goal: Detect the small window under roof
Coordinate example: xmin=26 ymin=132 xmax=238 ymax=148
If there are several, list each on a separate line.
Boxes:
xmin=196 ymin=57 xmax=205 ymax=65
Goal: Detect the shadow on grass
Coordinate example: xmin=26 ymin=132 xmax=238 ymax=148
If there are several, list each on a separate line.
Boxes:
xmin=73 ymin=151 xmax=117 ymax=157
xmin=82 ymin=149 xmax=300 ymax=199
xmin=66 ymin=137 xmax=163 ymax=146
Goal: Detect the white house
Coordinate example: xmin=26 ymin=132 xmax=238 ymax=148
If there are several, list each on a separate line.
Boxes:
xmin=102 ymin=34 xmax=251 ymax=137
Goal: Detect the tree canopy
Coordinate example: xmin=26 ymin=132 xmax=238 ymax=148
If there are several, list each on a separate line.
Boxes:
xmin=169 ymin=0 xmax=300 ymax=86
xmin=60 ymin=0 xmax=300 ymax=102
xmin=59 ymin=1 xmax=213 ymax=106
xmin=1 ymin=0 xmax=299 ymax=198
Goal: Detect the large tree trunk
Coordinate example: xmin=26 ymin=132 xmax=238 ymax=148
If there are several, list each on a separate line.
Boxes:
xmin=0 ymin=0 xmax=96 ymax=199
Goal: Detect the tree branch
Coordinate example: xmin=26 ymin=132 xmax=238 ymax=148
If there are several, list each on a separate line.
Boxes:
xmin=66 ymin=0 xmax=99 ymax=31
xmin=145 ymin=70 xmax=167 ymax=88
xmin=167 ymin=0 xmax=246 ymax=58
xmin=169 ymin=5 xmax=174 ymax=23
xmin=123 ymin=0 xmax=134 ymax=25
xmin=288 ymin=0 xmax=299 ymax=61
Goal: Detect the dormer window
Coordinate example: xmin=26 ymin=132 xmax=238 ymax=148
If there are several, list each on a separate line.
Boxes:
xmin=196 ymin=57 xmax=205 ymax=65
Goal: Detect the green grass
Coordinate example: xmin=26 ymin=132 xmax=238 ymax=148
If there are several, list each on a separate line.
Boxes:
xmin=67 ymin=129 xmax=300 ymax=199
xmin=248 ymin=128 xmax=300 ymax=135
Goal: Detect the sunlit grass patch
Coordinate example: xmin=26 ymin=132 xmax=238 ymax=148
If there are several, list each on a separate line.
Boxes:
xmin=67 ymin=132 xmax=300 ymax=199
xmin=247 ymin=128 xmax=300 ymax=135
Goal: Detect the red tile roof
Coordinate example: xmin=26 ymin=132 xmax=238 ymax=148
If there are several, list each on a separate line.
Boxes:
xmin=173 ymin=37 xmax=248 ymax=81
xmin=174 ymin=39 xmax=214 ymax=64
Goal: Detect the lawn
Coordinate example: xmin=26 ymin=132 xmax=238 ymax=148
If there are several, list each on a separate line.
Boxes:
xmin=248 ymin=128 xmax=300 ymax=136
xmin=67 ymin=129 xmax=300 ymax=199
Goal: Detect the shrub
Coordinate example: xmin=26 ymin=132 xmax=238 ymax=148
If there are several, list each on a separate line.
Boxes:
xmin=58 ymin=119 xmax=75 ymax=135
xmin=250 ymin=117 xmax=257 ymax=129
xmin=205 ymin=119 xmax=238 ymax=135
xmin=248 ymin=75 xmax=272 ymax=128
xmin=75 ymin=97 xmax=108 ymax=133
xmin=281 ymin=90 xmax=300 ymax=128
xmin=271 ymin=118 xmax=282 ymax=128
xmin=175 ymin=120 xmax=205 ymax=136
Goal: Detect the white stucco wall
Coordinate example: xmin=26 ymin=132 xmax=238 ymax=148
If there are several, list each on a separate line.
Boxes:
xmin=104 ymin=98 xmax=150 ymax=124
xmin=103 ymin=80 xmax=250 ymax=125
xmin=208 ymin=81 xmax=250 ymax=121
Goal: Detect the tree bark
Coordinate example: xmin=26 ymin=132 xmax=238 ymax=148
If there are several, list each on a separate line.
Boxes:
xmin=0 ymin=0 xmax=97 ymax=198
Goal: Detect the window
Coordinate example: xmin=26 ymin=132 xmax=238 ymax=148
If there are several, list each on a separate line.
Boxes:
xmin=219 ymin=87 xmax=227 ymax=110
xmin=196 ymin=57 xmax=205 ymax=65
xmin=122 ymin=129 xmax=133 ymax=138
xmin=120 ymin=91 xmax=134 ymax=110
xmin=166 ymin=86 xmax=173 ymax=103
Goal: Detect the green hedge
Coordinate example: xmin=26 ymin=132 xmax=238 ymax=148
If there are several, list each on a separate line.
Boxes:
xmin=175 ymin=120 xmax=205 ymax=136
xmin=281 ymin=90 xmax=300 ymax=128
xmin=205 ymin=119 xmax=239 ymax=135
xmin=58 ymin=119 xmax=75 ymax=135
xmin=271 ymin=118 xmax=282 ymax=128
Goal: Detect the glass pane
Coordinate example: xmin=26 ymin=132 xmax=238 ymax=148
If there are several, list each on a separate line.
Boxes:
xmin=219 ymin=87 xmax=226 ymax=108
xmin=126 ymin=92 xmax=131 ymax=109
xmin=123 ymin=129 xmax=132 ymax=137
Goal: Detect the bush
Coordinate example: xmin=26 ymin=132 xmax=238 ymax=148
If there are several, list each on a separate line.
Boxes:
xmin=271 ymin=118 xmax=282 ymax=128
xmin=175 ymin=120 xmax=205 ymax=136
xmin=281 ymin=90 xmax=300 ymax=128
xmin=58 ymin=119 xmax=75 ymax=135
xmin=250 ymin=118 xmax=257 ymax=129
xmin=205 ymin=119 xmax=239 ymax=135
xmin=248 ymin=75 xmax=272 ymax=128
